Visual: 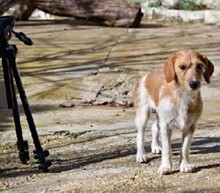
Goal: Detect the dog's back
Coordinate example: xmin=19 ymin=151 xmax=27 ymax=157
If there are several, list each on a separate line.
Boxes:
xmin=132 ymin=72 xmax=164 ymax=110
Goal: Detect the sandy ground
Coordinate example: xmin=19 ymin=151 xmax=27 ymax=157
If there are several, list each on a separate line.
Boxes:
xmin=0 ymin=19 xmax=220 ymax=192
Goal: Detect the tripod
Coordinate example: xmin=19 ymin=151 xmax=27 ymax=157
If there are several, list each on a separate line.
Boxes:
xmin=0 ymin=17 xmax=51 ymax=172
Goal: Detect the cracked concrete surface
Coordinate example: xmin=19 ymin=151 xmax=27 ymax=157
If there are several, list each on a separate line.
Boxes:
xmin=0 ymin=19 xmax=220 ymax=192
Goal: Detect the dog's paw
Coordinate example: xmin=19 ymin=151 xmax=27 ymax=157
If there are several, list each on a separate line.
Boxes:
xmin=151 ymin=145 xmax=162 ymax=154
xmin=158 ymin=164 xmax=172 ymax=175
xmin=136 ymin=154 xmax=148 ymax=163
xmin=180 ymin=162 xmax=194 ymax=173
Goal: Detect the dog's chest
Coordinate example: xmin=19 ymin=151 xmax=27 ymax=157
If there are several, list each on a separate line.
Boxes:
xmin=172 ymin=99 xmax=191 ymax=129
xmin=158 ymin=92 xmax=201 ymax=129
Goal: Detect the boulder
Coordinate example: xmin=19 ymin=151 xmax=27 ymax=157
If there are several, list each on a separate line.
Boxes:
xmin=204 ymin=10 xmax=220 ymax=25
xmin=196 ymin=0 xmax=218 ymax=9
xmin=161 ymin=0 xmax=180 ymax=9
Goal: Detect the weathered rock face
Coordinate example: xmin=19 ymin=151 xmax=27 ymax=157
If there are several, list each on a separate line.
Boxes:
xmin=161 ymin=0 xmax=179 ymax=8
xmin=204 ymin=10 xmax=220 ymax=25
xmin=197 ymin=0 xmax=219 ymax=9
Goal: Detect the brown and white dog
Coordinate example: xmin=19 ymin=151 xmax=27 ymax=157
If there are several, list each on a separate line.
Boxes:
xmin=132 ymin=50 xmax=214 ymax=175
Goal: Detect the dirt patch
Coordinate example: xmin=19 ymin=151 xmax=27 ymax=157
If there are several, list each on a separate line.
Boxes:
xmin=0 ymin=20 xmax=220 ymax=192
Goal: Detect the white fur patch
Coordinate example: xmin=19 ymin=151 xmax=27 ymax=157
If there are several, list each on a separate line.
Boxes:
xmin=158 ymin=89 xmax=197 ymax=130
xmin=158 ymin=98 xmax=176 ymax=124
xmin=139 ymin=74 xmax=148 ymax=106
xmin=175 ymin=89 xmax=194 ymax=129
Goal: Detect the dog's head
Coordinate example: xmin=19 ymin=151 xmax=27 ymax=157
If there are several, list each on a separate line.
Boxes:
xmin=164 ymin=50 xmax=214 ymax=91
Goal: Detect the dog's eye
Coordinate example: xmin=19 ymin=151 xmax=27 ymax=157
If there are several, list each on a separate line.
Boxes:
xmin=179 ymin=65 xmax=186 ymax=70
xmin=196 ymin=63 xmax=204 ymax=71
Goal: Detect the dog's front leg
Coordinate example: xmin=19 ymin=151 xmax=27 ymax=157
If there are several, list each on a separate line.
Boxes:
xmin=158 ymin=123 xmax=172 ymax=175
xmin=180 ymin=124 xmax=195 ymax=173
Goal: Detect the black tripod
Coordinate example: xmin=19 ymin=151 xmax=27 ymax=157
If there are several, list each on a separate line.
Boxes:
xmin=0 ymin=16 xmax=51 ymax=172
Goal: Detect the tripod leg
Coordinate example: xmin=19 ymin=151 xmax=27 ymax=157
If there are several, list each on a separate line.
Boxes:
xmin=2 ymin=56 xmax=13 ymax=109
xmin=7 ymin=50 xmax=51 ymax=172
xmin=2 ymin=57 xmax=29 ymax=164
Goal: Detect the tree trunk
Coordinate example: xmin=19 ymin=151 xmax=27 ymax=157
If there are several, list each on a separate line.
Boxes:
xmin=16 ymin=0 xmax=143 ymax=27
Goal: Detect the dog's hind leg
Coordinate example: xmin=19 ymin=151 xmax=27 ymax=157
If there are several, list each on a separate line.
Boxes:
xmin=151 ymin=120 xmax=161 ymax=154
xmin=135 ymin=105 xmax=150 ymax=163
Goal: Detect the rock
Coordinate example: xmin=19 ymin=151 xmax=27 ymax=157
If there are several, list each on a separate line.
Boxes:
xmin=141 ymin=0 xmax=159 ymax=8
xmin=31 ymin=9 xmax=54 ymax=19
xmin=142 ymin=7 xmax=180 ymax=22
xmin=204 ymin=10 xmax=220 ymax=25
xmin=161 ymin=0 xmax=180 ymax=9
xmin=179 ymin=10 xmax=204 ymax=23
xmin=59 ymin=102 xmax=75 ymax=108
xmin=196 ymin=0 xmax=219 ymax=9
xmin=142 ymin=7 xmax=204 ymax=23
xmin=141 ymin=3 xmax=220 ymax=25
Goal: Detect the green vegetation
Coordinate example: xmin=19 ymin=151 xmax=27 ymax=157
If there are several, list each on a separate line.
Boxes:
xmin=179 ymin=0 xmax=201 ymax=10
xmin=125 ymin=0 xmax=142 ymax=4
xmin=147 ymin=0 xmax=204 ymax=10
xmin=148 ymin=0 xmax=162 ymax=8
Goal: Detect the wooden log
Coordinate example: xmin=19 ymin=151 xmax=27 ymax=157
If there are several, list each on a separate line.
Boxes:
xmin=0 ymin=0 xmax=16 ymax=15
xmin=15 ymin=4 xmax=36 ymax=21
xmin=0 ymin=0 xmax=35 ymax=20
xmin=16 ymin=0 xmax=143 ymax=27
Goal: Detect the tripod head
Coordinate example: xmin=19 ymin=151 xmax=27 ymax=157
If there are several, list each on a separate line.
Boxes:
xmin=0 ymin=15 xmax=33 ymax=46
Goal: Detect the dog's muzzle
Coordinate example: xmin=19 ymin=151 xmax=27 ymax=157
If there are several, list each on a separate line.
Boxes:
xmin=189 ymin=81 xmax=200 ymax=90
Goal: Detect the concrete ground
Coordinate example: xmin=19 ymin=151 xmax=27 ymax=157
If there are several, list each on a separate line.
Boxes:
xmin=0 ymin=19 xmax=220 ymax=192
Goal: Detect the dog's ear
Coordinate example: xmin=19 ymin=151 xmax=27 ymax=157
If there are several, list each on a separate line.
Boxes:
xmin=201 ymin=56 xmax=214 ymax=83
xmin=164 ymin=53 xmax=176 ymax=83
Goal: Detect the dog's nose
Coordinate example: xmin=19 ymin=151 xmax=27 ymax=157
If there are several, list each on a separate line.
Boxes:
xmin=189 ymin=81 xmax=200 ymax=90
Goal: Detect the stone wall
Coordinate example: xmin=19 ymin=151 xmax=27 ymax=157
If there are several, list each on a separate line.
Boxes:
xmin=141 ymin=0 xmax=220 ymax=25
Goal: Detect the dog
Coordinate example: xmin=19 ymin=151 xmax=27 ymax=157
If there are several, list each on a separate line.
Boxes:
xmin=132 ymin=50 xmax=214 ymax=175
